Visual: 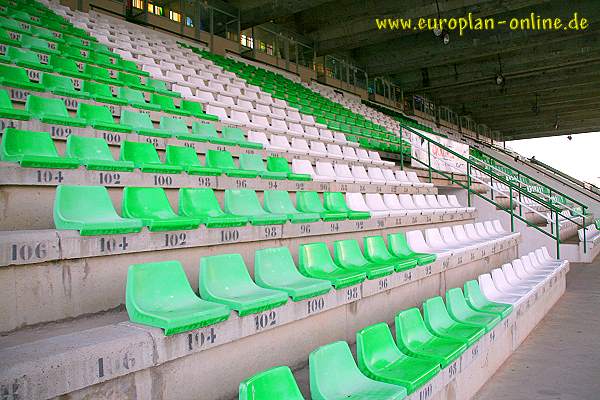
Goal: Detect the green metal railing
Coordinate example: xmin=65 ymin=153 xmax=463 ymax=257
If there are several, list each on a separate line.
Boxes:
xmin=399 ymin=125 xmax=588 ymax=258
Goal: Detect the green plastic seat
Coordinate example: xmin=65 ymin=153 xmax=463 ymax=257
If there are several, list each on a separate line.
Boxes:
xmin=323 ymin=192 xmax=370 ymax=220
xmin=255 ymin=247 xmax=331 ymax=301
xmin=60 ymin=44 xmax=88 ymax=62
xmin=333 ymin=239 xmax=394 ymax=279
xmin=3 ymin=46 xmax=53 ymax=71
xmin=363 ymin=236 xmax=417 ymax=272
xmin=49 ymin=56 xmax=91 ymax=79
xmin=147 ymin=79 xmax=179 ymax=97
xmin=309 ymin=341 xmax=407 ymax=400
xmin=83 ymin=64 xmax=117 ymax=85
xmin=266 ymin=156 xmax=311 ymax=181
xmin=76 ymin=103 xmax=132 ymax=133
xmin=181 ymin=100 xmax=218 ymax=121
xmin=118 ymin=71 xmax=152 ymax=91
xmin=21 ymin=35 xmax=59 ymax=55
xmin=239 ymin=366 xmax=305 ymax=400
xmin=394 ymin=308 xmax=466 ymax=368
xmin=0 ymin=128 xmax=79 ymax=168
xmin=239 ymin=153 xmax=287 ymax=180
xmin=54 ymin=185 xmax=143 ymax=235
xmin=356 ymin=322 xmax=440 ymax=394
xmin=165 ymin=145 xmax=220 ymax=176
xmin=199 ymin=253 xmax=288 ymax=316
xmin=119 ymin=87 xmax=161 ymax=111
xmin=191 ymin=123 xmax=236 ymax=145
xmin=159 ymin=116 xmax=190 ymax=136
xmin=119 ymin=141 xmax=182 ymax=174
xmin=0 ymin=26 xmax=19 ymax=46
xmin=296 ymin=191 xmax=346 ymax=221
xmin=65 ymin=135 xmax=134 ymax=171
xmin=0 ymin=89 xmax=31 ymax=120
xmin=224 ymin=189 xmax=288 ymax=225
xmin=81 ymin=80 xmax=128 ymax=105
xmin=120 ymin=110 xmax=171 ymax=138
xmin=126 ymin=261 xmax=230 ymax=335
xmin=0 ymin=63 xmax=42 ymax=90
xmin=122 ymin=187 xmax=200 ymax=231
xmin=205 ymin=150 xmax=258 ymax=178
xmin=41 ymin=73 xmax=90 ymax=99
xmin=151 ymin=93 xmax=189 ymax=115
xmin=464 ymin=280 xmax=512 ymax=319
xmin=445 ymin=288 xmax=501 ymax=332
xmin=25 ymin=95 xmax=86 ymax=126
xmin=179 ymin=188 xmax=248 ymax=227
xmin=298 ymin=242 xmax=366 ymax=289
xmin=387 ymin=233 xmax=436 ymax=266
xmin=422 ymin=297 xmax=485 ymax=346
xmin=221 ymin=127 xmax=263 ymax=149
xmin=263 ymin=190 xmax=321 ymax=223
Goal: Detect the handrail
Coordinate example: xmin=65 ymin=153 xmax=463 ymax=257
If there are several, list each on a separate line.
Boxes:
xmin=400 ymin=124 xmax=589 ymax=257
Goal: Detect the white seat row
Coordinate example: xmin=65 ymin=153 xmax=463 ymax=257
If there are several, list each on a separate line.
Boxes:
xmin=344 ymin=193 xmax=473 ymax=218
xmin=578 ymin=224 xmax=600 ymax=244
xmin=478 ymin=247 xmax=568 ymax=305
xmin=405 ymin=220 xmax=517 ymax=257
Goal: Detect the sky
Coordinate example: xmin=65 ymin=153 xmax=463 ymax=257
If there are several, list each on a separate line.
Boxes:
xmin=506 ymin=132 xmax=600 ymax=188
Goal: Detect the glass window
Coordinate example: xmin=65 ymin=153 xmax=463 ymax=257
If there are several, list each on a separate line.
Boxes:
xmin=147 ymin=3 xmax=164 ymax=16
xmin=132 ymin=0 xmax=143 ymax=9
xmin=169 ymin=10 xmax=182 ymax=23
xmin=266 ymin=43 xmax=273 ymax=55
xmin=240 ymin=33 xmax=254 ymax=49
xmin=185 ymin=16 xmax=194 ymax=27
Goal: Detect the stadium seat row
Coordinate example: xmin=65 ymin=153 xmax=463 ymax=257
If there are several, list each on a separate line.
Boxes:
xmin=126 ymin=234 xmax=436 ymax=334
xmin=238 ymin=247 xmax=566 ymax=399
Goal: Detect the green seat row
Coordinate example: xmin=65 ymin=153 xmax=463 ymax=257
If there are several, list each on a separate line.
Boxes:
xmin=238 ymin=280 xmax=511 ymax=399
xmin=52 ymin=185 xmax=373 ymax=234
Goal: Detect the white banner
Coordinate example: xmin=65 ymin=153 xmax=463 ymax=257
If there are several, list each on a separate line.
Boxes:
xmin=408 ymin=128 xmax=469 ymax=174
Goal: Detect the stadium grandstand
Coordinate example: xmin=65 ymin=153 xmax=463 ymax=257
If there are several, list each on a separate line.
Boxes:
xmin=0 ymin=0 xmax=598 ymax=399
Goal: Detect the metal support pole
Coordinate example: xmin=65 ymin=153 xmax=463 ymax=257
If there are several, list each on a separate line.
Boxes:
xmin=467 ymin=162 xmax=472 ymax=207
xmin=427 ymin=141 xmax=432 ymax=183
xmin=555 ymin=212 xmax=561 ymax=259
xmin=510 ymin=187 xmax=514 ymax=232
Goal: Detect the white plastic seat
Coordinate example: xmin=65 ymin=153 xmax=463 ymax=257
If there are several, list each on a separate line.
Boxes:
xmin=301 ymin=114 xmax=316 ymax=126
xmin=346 ymin=193 xmax=389 ymax=218
xmin=319 ymin=129 xmax=335 ymax=143
xmin=333 ymin=164 xmax=356 ymax=183
xmin=407 ymin=171 xmax=434 ymax=187
xmin=413 ymin=195 xmax=439 ymax=214
xmin=341 ymin=146 xmax=359 ymax=161
xmin=491 ymin=269 xmax=532 ymax=297
xmin=351 ymin=165 xmax=373 ymax=184
xmin=367 ymin=167 xmax=387 ymax=185
xmin=478 ymin=274 xmax=522 ymax=304
xmin=381 ymin=169 xmax=401 ymax=186
xmin=288 ymin=123 xmax=306 ymax=137
xmin=292 ymin=159 xmax=333 ymax=182
xmin=502 ymin=263 xmax=540 ymax=288
xmin=368 ymin=151 xmax=391 ymax=166
xmin=464 ymin=224 xmax=488 ymax=243
xmin=512 ymin=259 xmax=548 ymax=282
xmin=269 ymin=118 xmax=289 ymax=134
xmin=366 ymin=193 xmax=404 ymax=217
xmin=286 ymin=109 xmax=302 ymax=123
xmin=356 ymin=149 xmax=373 ymax=163
xmin=425 ymin=228 xmax=459 ymax=252
xmin=448 ymin=195 xmax=475 ymax=212
xmin=395 ymin=170 xmax=416 ymax=186
xmin=406 ymin=230 xmax=440 ymax=254
xmin=271 ymin=107 xmax=287 ymax=119
xmin=436 ymin=195 xmax=461 ymax=213
xmin=310 ymin=141 xmax=328 ymax=157
xmin=440 ymin=226 xmax=473 ymax=250
xmin=382 ymin=194 xmax=406 ymax=215
xmin=424 ymin=195 xmax=449 ymax=214
xmin=230 ymin=110 xmax=252 ymax=126
xmin=247 ymin=114 xmax=271 ymax=132
xmin=475 ymin=222 xmax=501 ymax=242
xmin=398 ymin=195 xmax=423 ymax=216
xmin=270 ymin=135 xmax=299 ymax=154
xmin=315 ymin=162 xmax=342 ymax=182
xmin=326 ymin=144 xmax=344 ymax=159
xmin=304 ymin=125 xmax=320 ymax=138
xmin=247 ymin=131 xmax=272 ymax=150
xmin=291 ymin=138 xmax=311 ymax=155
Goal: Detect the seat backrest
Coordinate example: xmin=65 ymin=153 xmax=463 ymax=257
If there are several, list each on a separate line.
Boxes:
xmin=26 ymin=95 xmax=68 ymax=118
xmin=267 ymin=156 xmax=291 ymax=173
xmin=120 ymin=140 xmax=161 ymax=165
xmin=191 ymin=122 xmax=218 ymax=137
xmin=345 ymin=192 xmax=369 ymax=211
xmin=165 ymin=145 xmax=200 ymax=166
xmin=199 ymin=253 xmax=258 ymax=298
xmin=222 ymin=127 xmax=246 ymax=142
xmin=54 ymin=185 xmax=121 ymax=222
xmin=382 ymin=193 xmax=401 ymax=209
xmin=0 ymin=128 xmax=59 ymax=161
xmin=239 ymin=366 xmax=305 ymax=400
xmin=76 ymin=102 xmax=114 ymax=123
xmin=315 ymin=161 xmax=336 ymax=177
xmin=120 ymin=110 xmax=154 ymax=129
xmin=263 ymin=190 xmax=297 ymax=214
xmin=298 ymin=242 xmax=338 ymax=274
xmin=333 ymin=239 xmax=369 ymax=266
xmin=179 ymin=188 xmax=223 ymax=218
xmin=270 ymin=134 xmax=291 ymax=148
xmin=422 ymin=296 xmax=457 ymax=332
xmin=309 ymin=341 xmax=370 ymax=395
xmin=395 ymin=308 xmax=433 ymax=348
xmin=122 ymin=187 xmax=174 ymax=216
xmin=160 ymin=117 xmax=189 ymax=134
xmin=205 ymin=149 xmax=237 ymax=169
xmin=65 ymin=135 xmax=113 ymax=161
xmin=356 ymin=322 xmax=405 ymax=371
xmin=239 ymin=153 xmax=266 ymax=172
xmin=223 ymin=189 xmax=265 ymax=215
xmin=296 ymin=191 xmax=326 ymax=213
xmin=365 ymin=193 xmax=387 ymax=211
